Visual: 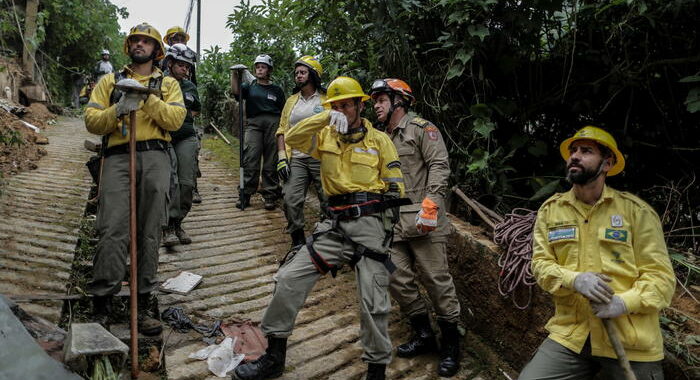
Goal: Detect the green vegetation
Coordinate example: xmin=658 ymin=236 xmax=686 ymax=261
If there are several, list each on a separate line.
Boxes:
xmin=201 ymin=133 xmax=240 ymax=170
xmin=1 ymin=0 xmax=128 ymax=103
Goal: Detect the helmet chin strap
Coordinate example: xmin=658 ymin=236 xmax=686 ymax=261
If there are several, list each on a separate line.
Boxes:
xmin=584 ymin=159 xmax=607 ymax=184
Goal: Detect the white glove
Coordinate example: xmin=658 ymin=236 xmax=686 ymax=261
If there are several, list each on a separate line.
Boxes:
xmin=329 ymin=110 xmax=348 ymax=134
xmin=115 ymin=78 xmax=147 ymax=117
xmin=116 ymin=91 xmax=146 ymax=117
xmin=591 ymin=295 xmax=627 ymax=319
xmin=573 ymin=272 xmax=613 ymax=304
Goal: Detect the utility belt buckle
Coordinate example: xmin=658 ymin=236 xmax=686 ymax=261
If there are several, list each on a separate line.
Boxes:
xmin=348 ymin=204 xmax=363 ymax=218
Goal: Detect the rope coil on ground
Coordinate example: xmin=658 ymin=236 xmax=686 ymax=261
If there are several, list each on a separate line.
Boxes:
xmin=493 ymin=208 xmax=537 ymax=309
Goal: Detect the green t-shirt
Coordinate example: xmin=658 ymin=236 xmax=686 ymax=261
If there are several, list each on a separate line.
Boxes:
xmin=239 ymin=80 xmax=285 ymax=118
xmin=170 ymin=78 xmax=201 ymax=142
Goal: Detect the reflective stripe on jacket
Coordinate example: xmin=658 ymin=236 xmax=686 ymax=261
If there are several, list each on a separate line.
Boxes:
xmin=85 ymin=65 xmax=186 ymax=147
xmin=532 ymin=185 xmax=675 ymax=361
xmin=285 ymin=110 xmax=404 ymax=197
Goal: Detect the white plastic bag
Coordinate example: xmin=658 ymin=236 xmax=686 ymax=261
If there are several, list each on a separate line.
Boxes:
xmin=189 ymin=337 xmax=245 ymax=377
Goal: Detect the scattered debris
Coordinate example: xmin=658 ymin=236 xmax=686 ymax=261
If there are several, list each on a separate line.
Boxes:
xmin=160 ymin=271 xmax=203 ymax=295
xmin=161 ymin=306 xmax=222 ymax=337
xmin=140 ymin=345 xmax=161 ymax=372
xmin=63 ymin=323 xmax=128 ymax=373
xmin=221 ymin=319 xmax=267 ymax=361
xmin=189 ymin=336 xmax=245 ymax=378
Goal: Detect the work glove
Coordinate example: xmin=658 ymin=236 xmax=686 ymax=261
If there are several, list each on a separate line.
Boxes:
xmin=229 ymin=64 xmax=255 ymax=84
xmin=277 ymin=151 xmax=291 ymax=182
xmin=573 ymin=272 xmax=613 ymax=304
xmin=329 ymin=110 xmax=348 ymax=134
xmin=416 ymin=197 xmax=439 ymax=234
xmin=591 ymin=295 xmax=627 ymax=319
xmin=115 ymin=79 xmax=147 ymax=117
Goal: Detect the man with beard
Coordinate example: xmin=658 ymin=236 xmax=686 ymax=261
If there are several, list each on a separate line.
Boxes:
xmin=84 ymin=23 xmax=186 ymax=335
xmin=519 ymin=126 xmax=675 ymax=380
xmin=369 ymin=78 xmax=461 ymax=377
xmin=161 ymin=44 xmax=201 ymax=247
xmin=231 ymin=54 xmax=286 ymax=210
xmin=275 ymin=55 xmax=328 ymax=248
xmin=233 ymin=76 xmax=406 ymax=380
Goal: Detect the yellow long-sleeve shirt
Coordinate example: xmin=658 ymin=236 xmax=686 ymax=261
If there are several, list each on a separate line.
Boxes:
xmin=85 ymin=65 xmax=186 ymax=147
xmin=531 ymin=185 xmax=675 ymax=361
xmin=285 ymin=110 xmax=404 ymax=197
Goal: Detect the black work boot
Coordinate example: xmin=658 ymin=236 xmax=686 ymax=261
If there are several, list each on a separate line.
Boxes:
xmin=174 ymin=222 xmax=192 ymax=245
xmin=365 ymin=363 xmax=386 ymax=380
xmin=290 ymin=229 xmax=305 ymax=248
xmin=236 ymin=193 xmax=251 ymax=210
xmin=437 ymin=320 xmax=461 ymax=377
xmin=234 ymin=337 xmax=287 ymax=380
xmin=137 ymin=293 xmax=162 ymax=336
xmin=92 ymin=295 xmax=112 ymax=328
xmin=396 ymin=313 xmax=437 ymax=358
xmin=263 ymin=198 xmax=277 ymax=210
xmin=192 ymin=188 xmax=202 ymax=204
xmin=162 ymin=225 xmax=179 ymax=247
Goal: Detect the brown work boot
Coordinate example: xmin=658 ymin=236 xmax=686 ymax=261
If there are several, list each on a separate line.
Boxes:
xmin=162 ymin=226 xmax=179 ymax=247
xmin=175 ymin=223 xmax=192 ymax=245
xmin=137 ymin=294 xmax=162 ymax=336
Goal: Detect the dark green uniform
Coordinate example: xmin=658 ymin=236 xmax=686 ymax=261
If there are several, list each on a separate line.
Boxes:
xmin=238 ymin=80 xmax=285 ymax=201
xmin=168 ymin=79 xmax=201 ymax=224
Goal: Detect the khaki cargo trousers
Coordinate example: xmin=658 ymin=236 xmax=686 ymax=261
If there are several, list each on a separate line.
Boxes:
xmin=168 ymin=136 xmax=199 ymax=223
xmin=281 ymin=156 xmax=326 ymax=233
xmin=518 ymin=338 xmax=664 ymax=380
xmin=261 ymin=215 xmax=393 ymax=364
xmin=389 ymin=238 xmax=461 ymax=322
xmin=242 ymin=113 xmax=280 ymax=200
xmin=88 ymin=150 xmax=170 ymax=296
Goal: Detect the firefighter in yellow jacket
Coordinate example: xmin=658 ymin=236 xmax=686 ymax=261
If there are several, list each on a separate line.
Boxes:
xmin=276 ymin=55 xmax=328 ymax=247
xmin=234 ymin=77 xmax=406 ymax=380
xmin=520 ymin=126 xmax=675 ymax=380
xmin=84 ymin=23 xmax=186 ymax=335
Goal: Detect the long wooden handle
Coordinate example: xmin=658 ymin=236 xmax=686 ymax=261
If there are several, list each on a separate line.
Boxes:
xmin=602 ymin=318 xmax=637 ymax=380
xmin=128 ymin=110 xmax=139 ymax=379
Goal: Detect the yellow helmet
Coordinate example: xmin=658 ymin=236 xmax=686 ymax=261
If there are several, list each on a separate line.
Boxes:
xmin=124 ymin=23 xmax=166 ymax=61
xmin=559 ymin=126 xmax=625 ymax=176
xmin=296 ymin=55 xmax=323 ymax=77
xmin=322 ymin=76 xmax=370 ymax=105
xmin=163 ymin=26 xmax=190 ymax=44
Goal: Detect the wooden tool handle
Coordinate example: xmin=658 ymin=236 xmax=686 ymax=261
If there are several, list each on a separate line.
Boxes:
xmin=602 ymin=318 xmax=637 ymax=380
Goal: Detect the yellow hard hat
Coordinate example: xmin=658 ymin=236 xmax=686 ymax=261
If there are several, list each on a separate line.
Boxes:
xmin=559 ymin=126 xmax=625 ymax=176
xmin=296 ymin=55 xmax=323 ymax=77
xmin=124 ymin=23 xmax=166 ymax=61
xmin=322 ymin=76 xmax=370 ymax=105
xmin=164 ymin=26 xmax=190 ymax=44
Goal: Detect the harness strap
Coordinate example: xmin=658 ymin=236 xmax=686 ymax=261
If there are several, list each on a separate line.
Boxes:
xmin=327 ymin=197 xmax=411 ymax=220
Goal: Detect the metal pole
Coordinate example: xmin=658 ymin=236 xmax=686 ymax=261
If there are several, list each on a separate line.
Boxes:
xmin=196 ymin=0 xmax=201 ymax=59
xmin=128 ymin=110 xmax=139 ymax=379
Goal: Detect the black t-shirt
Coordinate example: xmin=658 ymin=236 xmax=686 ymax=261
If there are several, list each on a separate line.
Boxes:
xmin=239 ymin=80 xmax=285 ymax=118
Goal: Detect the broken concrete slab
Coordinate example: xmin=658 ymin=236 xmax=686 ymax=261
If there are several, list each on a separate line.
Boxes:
xmin=63 ymin=323 xmax=129 ymax=373
xmin=0 ymin=295 xmax=81 ymax=380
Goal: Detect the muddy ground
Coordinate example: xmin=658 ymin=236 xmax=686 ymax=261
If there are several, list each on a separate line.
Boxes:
xmin=0 ymin=102 xmax=55 ymax=177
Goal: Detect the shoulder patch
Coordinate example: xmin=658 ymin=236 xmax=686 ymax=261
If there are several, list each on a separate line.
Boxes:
xmin=409 ymin=116 xmax=430 ymax=128
xmin=618 ymin=191 xmax=651 ymax=209
xmin=424 ymin=125 xmax=439 ymax=141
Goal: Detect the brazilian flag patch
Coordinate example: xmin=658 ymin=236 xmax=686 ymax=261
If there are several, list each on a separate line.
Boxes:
xmin=605 ymin=228 xmax=628 ymax=243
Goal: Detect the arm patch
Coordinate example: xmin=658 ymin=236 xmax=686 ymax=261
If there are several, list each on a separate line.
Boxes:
xmin=387 ymin=160 xmax=401 ymax=169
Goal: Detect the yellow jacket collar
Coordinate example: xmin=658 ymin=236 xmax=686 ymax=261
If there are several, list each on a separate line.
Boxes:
xmin=562 ymin=184 xmax=615 ymax=205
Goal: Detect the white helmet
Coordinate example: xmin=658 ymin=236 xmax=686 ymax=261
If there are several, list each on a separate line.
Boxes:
xmin=254 ymin=54 xmax=273 ymax=69
xmin=101 ymin=49 xmax=110 ymax=55
xmin=165 ymin=43 xmax=196 ymax=66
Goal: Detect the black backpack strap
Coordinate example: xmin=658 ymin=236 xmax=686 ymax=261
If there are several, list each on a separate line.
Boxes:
xmin=109 ymin=70 xmax=128 ymax=106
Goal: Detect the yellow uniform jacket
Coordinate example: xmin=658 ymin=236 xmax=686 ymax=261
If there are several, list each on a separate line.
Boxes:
xmin=275 ymin=91 xmax=329 ymax=159
xmin=285 ymin=110 xmax=404 ymax=197
xmin=532 ymin=185 xmax=675 ymax=361
xmin=85 ymin=65 xmax=186 ymax=147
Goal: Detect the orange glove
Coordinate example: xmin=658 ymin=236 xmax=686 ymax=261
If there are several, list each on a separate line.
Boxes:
xmin=415 ymin=197 xmax=438 ymax=233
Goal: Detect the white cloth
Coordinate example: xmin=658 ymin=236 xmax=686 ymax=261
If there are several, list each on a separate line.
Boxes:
xmin=289 ymin=91 xmax=322 ymax=158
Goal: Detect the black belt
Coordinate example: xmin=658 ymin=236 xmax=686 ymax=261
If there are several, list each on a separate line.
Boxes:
xmin=328 ymin=192 xmax=384 ymax=207
xmin=105 ymin=139 xmax=168 ymax=156
xmin=327 ymin=197 xmax=412 ymax=220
